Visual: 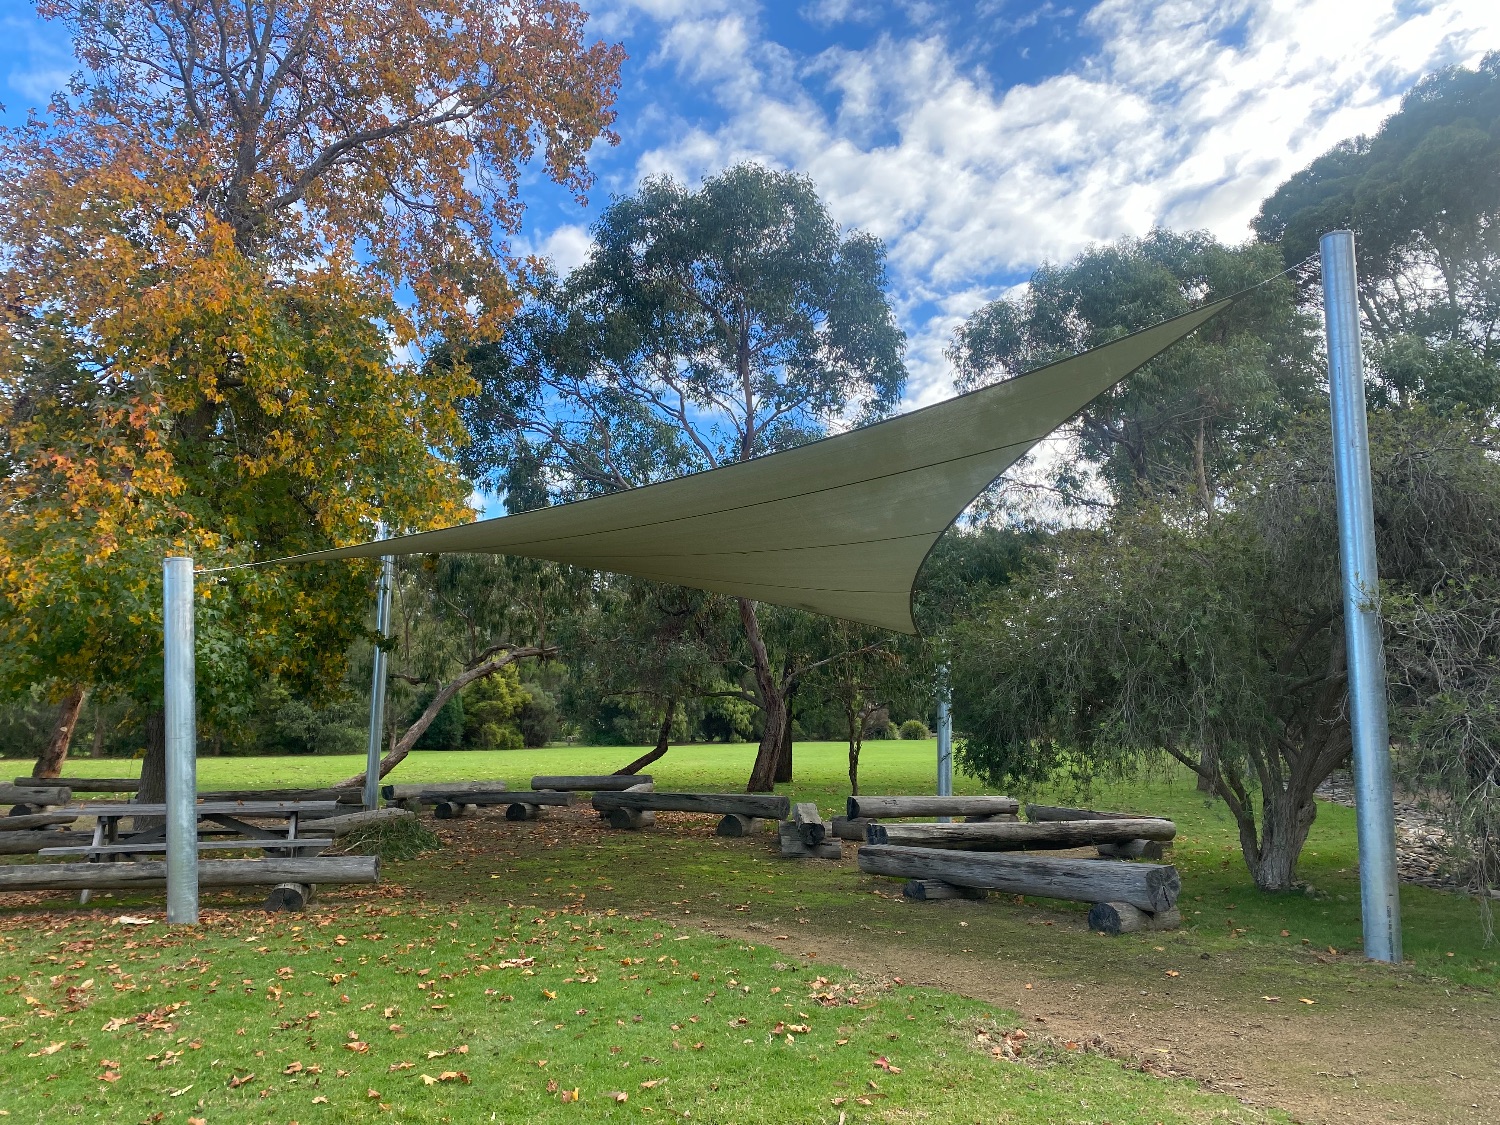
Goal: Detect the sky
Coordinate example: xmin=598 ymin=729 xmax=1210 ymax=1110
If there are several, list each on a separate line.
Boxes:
xmin=2 ymin=0 xmax=1497 ymax=416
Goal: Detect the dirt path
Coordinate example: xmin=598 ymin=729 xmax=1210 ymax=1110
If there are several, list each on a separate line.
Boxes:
xmin=698 ymin=914 xmax=1500 ymax=1125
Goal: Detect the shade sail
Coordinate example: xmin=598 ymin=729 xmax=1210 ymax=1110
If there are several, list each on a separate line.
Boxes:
xmin=286 ymin=299 xmax=1233 ymax=634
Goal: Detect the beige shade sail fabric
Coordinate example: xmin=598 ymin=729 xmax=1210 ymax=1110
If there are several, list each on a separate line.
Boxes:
xmin=286 ymin=299 xmax=1233 ymax=634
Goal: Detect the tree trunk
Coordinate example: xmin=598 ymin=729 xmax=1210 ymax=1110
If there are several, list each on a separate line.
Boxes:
xmin=33 ymin=686 xmax=88 ymax=778
xmin=775 ymin=686 xmax=795 ymax=783
xmin=1243 ymin=785 xmax=1319 ymax=892
xmin=339 ymin=646 xmax=552 ymax=789
xmin=89 ymin=701 xmax=105 ymax=759
xmin=1196 ymin=744 xmax=1218 ymax=792
xmin=138 ymin=709 xmax=167 ymax=803
xmin=615 ymin=700 xmax=676 ymax=776
xmin=846 ymin=704 xmax=861 ymax=796
xmin=742 ymin=599 xmax=787 ymax=792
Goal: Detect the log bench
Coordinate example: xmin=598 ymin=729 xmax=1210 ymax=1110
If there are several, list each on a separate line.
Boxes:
xmin=503 ymin=790 xmax=576 ymax=821
xmin=1026 ymin=804 xmax=1173 ymax=859
xmin=592 ymin=791 xmax=789 ymax=831
xmin=866 ymin=818 xmax=1176 ymax=852
xmin=13 ymin=777 xmax=139 ymax=794
xmin=39 ymin=839 xmax=329 ymax=857
xmin=858 ymin=843 xmax=1181 ymax=914
xmin=531 ymin=775 xmax=653 ymax=792
xmin=846 ymin=795 xmax=1019 ymax=820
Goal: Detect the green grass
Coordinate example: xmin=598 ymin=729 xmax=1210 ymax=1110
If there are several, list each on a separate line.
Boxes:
xmin=16 ymin=740 xmax=1498 ymax=987
xmin=0 ymin=900 xmax=1281 ymax=1123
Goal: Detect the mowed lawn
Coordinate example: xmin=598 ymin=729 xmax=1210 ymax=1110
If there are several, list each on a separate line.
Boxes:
xmin=1 ymin=741 xmax=1496 ymax=1123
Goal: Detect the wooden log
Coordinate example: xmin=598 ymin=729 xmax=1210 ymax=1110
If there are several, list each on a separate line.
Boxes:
xmin=1087 ymin=901 xmax=1182 ymax=935
xmin=506 ymin=802 xmax=540 ymax=821
xmin=202 ymin=787 xmax=362 ymax=805
xmin=1097 ymin=840 xmax=1167 ymax=860
xmin=0 ymin=830 xmax=92 ymax=855
xmin=0 ymin=813 xmax=78 ymax=831
xmin=792 ymin=802 xmax=826 ymax=847
xmin=606 ymin=807 xmax=655 ymax=830
xmin=964 ymin=813 xmax=1019 ymax=823
xmin=417 ymin=791 xmax=512 ymax=806
xmin=714 ymin=814 xmax=766 ymax=837
xmin=857 ymin=845 xmax=1180 ymax=913
xmin=40 ymin=840 xmax=329 ymax=857
xmin=13 ymin=777 xmax=139 ymax=793
xmin=433 ymin=801 xmax=471 ymax=820
xmin=1026 ymin=804 xmax=1136 ymax=822
xmin=865 ymin=818 xmax=1176 ymax=851
xmin=846 ymin=795 xmax=1018 ymax=819
xmin=0 ymin=784 xmax=70 ymax=806
xmin=831 ymin=816 xmax=873 ymax=841
xmin=903 ymin=879 xmax=988 ymax=901
xmin=592 ymin=792 xmax=791 ymax=819
xmin=0 ymin=855 xmax=379 ymax=892
xmin=300 ymin=807 xmax=414 ymax=836
xmin=381 ymin=781 xmax=507 ymax=801
xmin=531 ymin=775 xmax=654 ymax=792
xmin=599 ymin=781 xmax=654 ymax=821
xmin=506 ymin=791 xmax=576 ymax=807
xmin=264 ymin=883 xmax=313 ymax=912
xmin=778 ymin=822 xmax=841 ymax=859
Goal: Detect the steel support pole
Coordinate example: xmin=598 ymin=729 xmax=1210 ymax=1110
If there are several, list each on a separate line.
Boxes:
xmin=936 ymin=667 xmax=953 ymax=822
xmin=363 ymin=525 xmax=395 ymax=811
xmin=162 ymin=556 xmax=198 ymax=925
xmin=1320 ymin=230 xmax=1402 ymax=964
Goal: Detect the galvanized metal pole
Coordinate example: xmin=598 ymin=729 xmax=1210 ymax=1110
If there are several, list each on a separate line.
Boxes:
xmin=162 ymin=556 xmax=198 ymax=925
xmin=1320 ymin=230 xmax=1402 ymax=964
xmin=363 ymin=525 xmax=395 ymax=811
xmin=936 ymin=666 xmax=953 ymax=822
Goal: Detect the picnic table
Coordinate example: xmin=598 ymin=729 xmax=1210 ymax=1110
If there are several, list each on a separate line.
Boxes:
xmin=46 ymin=801 xmax=339 ymax=904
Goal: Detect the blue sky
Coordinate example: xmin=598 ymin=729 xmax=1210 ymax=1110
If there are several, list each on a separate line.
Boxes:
xmin=2 ymin=0 xmax=1497 ymax=412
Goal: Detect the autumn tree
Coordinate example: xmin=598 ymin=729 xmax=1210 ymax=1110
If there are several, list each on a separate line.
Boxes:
xmin=0 ymin=0 xmax=623 ymax=785
xmin=457 ymin=163 xmax=907 ymax=790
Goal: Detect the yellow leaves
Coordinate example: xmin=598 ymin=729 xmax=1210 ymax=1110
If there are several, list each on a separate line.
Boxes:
xmin=28 ymin=1043 xmax=65 ymax=1057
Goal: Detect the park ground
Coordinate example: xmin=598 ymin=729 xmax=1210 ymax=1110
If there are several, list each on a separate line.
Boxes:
xmin=0 ymin=741 xmax=1496 ymax=1125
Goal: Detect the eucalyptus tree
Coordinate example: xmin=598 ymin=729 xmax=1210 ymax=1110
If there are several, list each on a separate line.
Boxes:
xmin=946 ymin=231 xmax=1318 ymax=514
xmin=457 ymin=162 xmax=907 ymax=790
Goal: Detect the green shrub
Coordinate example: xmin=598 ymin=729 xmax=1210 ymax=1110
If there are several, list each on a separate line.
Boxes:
xmin=899 ymin=719 xmax=930 ymax=740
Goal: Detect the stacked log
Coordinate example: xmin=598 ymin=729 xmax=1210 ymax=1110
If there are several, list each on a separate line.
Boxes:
xmin=778 ymin=823 xmax=841 ymax=859
xmin=847 ymin=795 xmax=1018 ymax=820
xmin=204 ymin=787 xmax=362 ymax=805
xmin=791 ymin=803 xmax=826 ymax=846
xmin=0 ymin=813 xmax=78 ymax=831
xmin=831 ymin=816 xmax=873 ymax=841
xmin=714 ymin=814 xmax=767 ymax=837
xmin=532 ymin=775 xmax=653 ymax=792
xmin=301 ymin=807 xmax=415 ymax=837
xmin=903 ymin=880 xmax=987 ymax=901
xmin=12 ymin=777 xmax=138 ymax=793
xmin=601 ymin=782 xmax=657 ymax=829
xmin=0 ymin=855 xmax=379 ymax=892
xmin=506 ymin=791 xmax=575 ymax=821
xmin=858 ymin=844 xmax=1180 ymax=914
xmin=865 ymin=818 xmax=1176 ymax=852
xmin=592 ymin=792 xmax=790 ymax=819
xmin=382 ymin=781 xmax=507 ymax=802
xmin=1087 ymin=901 xmax=1182 ymax=935
xmin=0 ymin=830 xmax=92 ymax=856
xmin=1026 ymin=804 xmax=1173 ymax=859
xmin=0 ymin=783 xmax=70 ymax=810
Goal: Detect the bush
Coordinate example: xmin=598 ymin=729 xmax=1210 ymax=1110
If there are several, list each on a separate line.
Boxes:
xmin=899 ymin=719 xmax=930 ymax=740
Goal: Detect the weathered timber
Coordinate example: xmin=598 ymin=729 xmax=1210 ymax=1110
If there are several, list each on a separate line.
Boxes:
xmin=506 ymin=803 xmax=541 ymax=821
xmin=0 ymin=830 xmax=91 ymax=855
xmin=857 ymin=845 xmax=1180 ymax=913
xmin=202 ymin=787 xmax=362 ymax=805
xmin=866 ymin=818 xmax=1176 ymax=851
xmin=1026 ymin=804 xmax=1136 ymax=822
xmin=508 ymin=791 xmax=576 ymax=807
xmin=0 ymin=855 xmax=379 ymax=892
xmin=846 ymin=795 xmax=1018 ymax=819
xmin=606 ymin=807 xmax=656 ymax=830
xmin=39 ymin=840 xmax=329 ymax=857
xmin=418 ymin=791 xmax=512 ymax=806
xmin=1087 ymin=901 xmax=1182 ymax=935
xmin=964 ymin=813 xmax=1019 ymax=823
xmin=265 ymin=883 xmax=313 ymax=912
xmin=532 ymin=775 xmax=653 ymax=792
xmin=0 ymin=813 xmax=78 ymax=831
xmin=433 ymin=801 xmax=471 ymax=820
xmin=300 ymin=807 xmax=415 ymax=836
xmin=1097 ymin=840 xmax=1167 ymax=860
xmin=793 ymin=802 xmax=826 ymax=846
xmin=592 ymin=792 xmax=791 ymax=820
xmin=381 ymin=781 xmax=506 ymax=801
xmin=714 ymin=814 xmax=767 ymax=837
xmin=903 ymin=879 xmax=988 ymax=901
xmin=831 ymin=816 xmax=873 ymax=841
xmin=79 ymin=801 xmax=340 ymax=818
xmin=13 ymin=777 xmax=139 ymax=793
xmin=778 ymin=822 xmax=841 ymax=859
xmin=0 ymin=784 xmax=70 ymax=806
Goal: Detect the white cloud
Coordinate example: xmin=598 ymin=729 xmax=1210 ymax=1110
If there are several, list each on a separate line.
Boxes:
xmin=618 ymin=0 xmax=1500 ymax=405
xmin=525 ymin=224 xmax=595 ymax=276
xmin=3 ymin=16 xmax=75 ymax=106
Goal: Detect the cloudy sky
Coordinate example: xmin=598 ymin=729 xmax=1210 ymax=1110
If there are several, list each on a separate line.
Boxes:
xmin=3 ymin=0 xmax=1497 ymax=408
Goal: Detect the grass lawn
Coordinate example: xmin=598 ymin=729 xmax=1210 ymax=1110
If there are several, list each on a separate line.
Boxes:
xmin=3 ymin=741 xmax=1497 ymax=1123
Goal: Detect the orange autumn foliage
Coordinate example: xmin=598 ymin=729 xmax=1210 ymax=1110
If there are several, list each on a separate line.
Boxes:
xmin=0 ymin=0 xmax=623 ymax=713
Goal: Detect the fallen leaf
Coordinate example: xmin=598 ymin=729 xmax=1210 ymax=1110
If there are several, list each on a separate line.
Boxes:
xmin=29 ymin=1042 xmax=66 ymax=1057
xmin=1165 ymin=970 xmax=1180 ymax=977
xmin=229 ymin=1072 xmax=256 ymax=1088
xmin=167 ymin=1085 xmax=193 ymax=1097
xmin=605 ymin=1091 xmax=628 ymax=1103
xmin=114 ymin=916 xmax=154 ymax=926
xmin=1298 ymin=998 xmax=1316 ymax=1005
xmin=312 ymin=1096 xmax=329 ymax=1105
xmin=366 ymin=1088 xmax=381 ymax=1099
xmin=284 ymin=1061 xmax=304 ymax=1075
xmin=1262 ymin=996 xmax=1281 ymax=1003
xmin=559 ymin=1088 xmax=580 ymax=1103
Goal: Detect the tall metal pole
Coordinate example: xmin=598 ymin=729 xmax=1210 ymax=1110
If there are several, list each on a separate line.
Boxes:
xmin=936 ymin=665 xmax=953 ymax=823
xmin=162 ymin=556 xmax=198 ymax=925
xmin=1320 ymin=230 xmax=1402 ymax=964
xmin=363 ymin=524 xmax=395 ymax=811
